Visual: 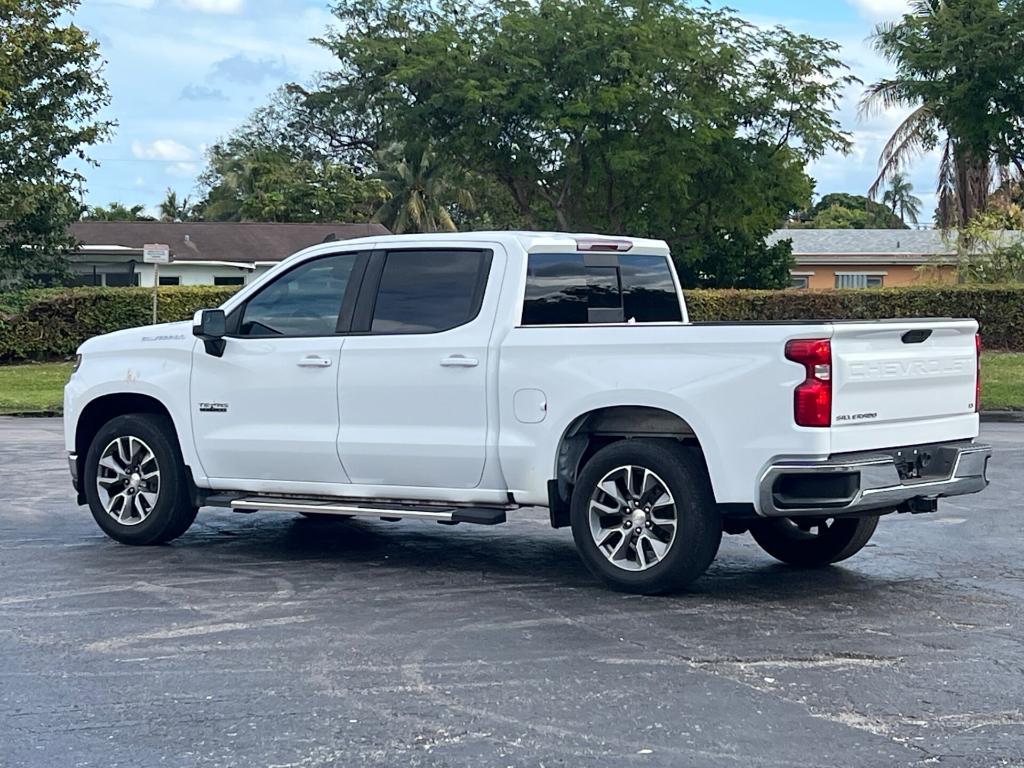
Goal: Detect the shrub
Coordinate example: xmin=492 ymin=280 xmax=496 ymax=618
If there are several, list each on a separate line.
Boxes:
xmin=0 ymin=287 xmax=239 ymax=362
xmin=1 ymin=284 xmax=1021 ymax=362
xmin=685 ymin=285 xmax=1024 ymax=351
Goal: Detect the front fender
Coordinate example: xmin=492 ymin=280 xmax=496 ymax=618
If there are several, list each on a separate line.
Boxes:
xmin=63 ymin=343 xmax=202 ymax=482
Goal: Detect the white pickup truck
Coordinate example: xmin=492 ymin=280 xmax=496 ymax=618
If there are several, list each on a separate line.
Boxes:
xmin=64 ymin=231 xmax=992 ymax=593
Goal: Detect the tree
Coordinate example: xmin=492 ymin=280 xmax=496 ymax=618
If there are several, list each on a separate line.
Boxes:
xmin=0 ymin=0 xmax=113 ymax=287
xmin=861 ymin=0 xmax=1024 ymax=230
xmin=82 ymin=202 xmax=153 ymax=221
xmin=788 ymin=193 xmax=908 ymax=229
xmin=955 ymin=211 xmax=1024 ymax=283
xmin=193 ymin=101 xmax=388 ymax=223
xmin=308 ymin=0 xmax=856 ymax=288
xmin=881 ymin=173 xmax=922 ymax=225
xmin=158 ymin=189 xmax=193 ymax=222
xmin=371 ymin=145 xmax=474 ymax=233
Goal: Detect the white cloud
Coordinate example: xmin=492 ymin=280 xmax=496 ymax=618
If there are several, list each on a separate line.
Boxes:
xmin=177 ymin=0 xmax=244 ymax=13
xmin=131 ymin=139 xmax=196 ymax=162
xmin=167 ymin=161 xmax=200 ymax=177
xmin=846 ymin=0 xmax=911 ymax=21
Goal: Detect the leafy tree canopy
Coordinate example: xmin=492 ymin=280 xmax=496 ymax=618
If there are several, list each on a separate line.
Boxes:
xmin=82 ymin=202 xmax=153 ymax=221
xmin=193 ymin=92 xmax=389 ymax=223
xmin=788 ymin=193 xmax=908 ymax=229
xmin=307 ymin=0 xmax=855 ymax=287
xmin=0 ymin=0 xmax=113 ymax=287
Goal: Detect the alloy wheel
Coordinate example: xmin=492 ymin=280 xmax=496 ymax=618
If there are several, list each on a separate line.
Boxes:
xmin=95 ymin=436 xmax=161 ymax=526
xmin=588 ymin=465 xmax=678 ymax=571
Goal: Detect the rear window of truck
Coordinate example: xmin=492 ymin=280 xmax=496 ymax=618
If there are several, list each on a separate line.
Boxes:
xmin=522 ymin=253 xmax=682 ymax=326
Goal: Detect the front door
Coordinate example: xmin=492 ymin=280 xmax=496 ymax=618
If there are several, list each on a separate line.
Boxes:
xmin=337 ymin=247 xmax=500 ymax=489
xmin=190 ymin=251 xmax=363 ymax=484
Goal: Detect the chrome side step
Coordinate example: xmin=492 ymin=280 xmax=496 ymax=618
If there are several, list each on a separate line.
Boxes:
xmin=229 ymin=496 xmax=507 ymax=525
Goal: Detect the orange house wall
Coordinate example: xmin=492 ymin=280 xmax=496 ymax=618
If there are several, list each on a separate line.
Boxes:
xmin=794 ymin=264 xmax=957 ymax=290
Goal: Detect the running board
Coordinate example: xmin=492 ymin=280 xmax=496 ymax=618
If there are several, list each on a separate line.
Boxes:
xmin=229 ymin=496 xmax=507 ymax=525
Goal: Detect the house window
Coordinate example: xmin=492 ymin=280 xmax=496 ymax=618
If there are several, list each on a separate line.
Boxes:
xmin=790 ymin=276 xmax=810 ymax=290
xmin=835 ymin=273 xmax=885 ymax=289
xmin=103 ymin=272 xmax=140 ymax=287
xmin=214 ymin=276 xmax=245 ymax=286
xmin=159 ymin=276 xmax=180 ymax=286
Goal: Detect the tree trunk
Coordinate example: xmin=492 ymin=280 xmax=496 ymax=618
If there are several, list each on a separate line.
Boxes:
xmin=955 ymin=148 xmax=991 ymax=227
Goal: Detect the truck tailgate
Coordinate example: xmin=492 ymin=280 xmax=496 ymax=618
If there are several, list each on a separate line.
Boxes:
xmin=829 ymin=320 xmax=980 ymax=453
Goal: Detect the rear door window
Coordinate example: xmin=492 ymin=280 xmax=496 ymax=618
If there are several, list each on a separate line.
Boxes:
xmin=369 ymin=249 xmax=491 ymax=334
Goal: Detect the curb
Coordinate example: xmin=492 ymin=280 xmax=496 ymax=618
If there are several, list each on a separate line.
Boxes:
xmin=981 ymin=410 xmax=1024 ymax=423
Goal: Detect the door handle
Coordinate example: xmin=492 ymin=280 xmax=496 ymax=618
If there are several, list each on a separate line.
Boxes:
xmin=440 ymin=355 xmax=479 ymax=368
xmin=297 ymin=355 xmax=332 ymax=368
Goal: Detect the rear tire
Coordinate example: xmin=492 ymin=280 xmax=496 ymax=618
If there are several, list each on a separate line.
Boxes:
xmin=749 ymin=515 xmax=879 ymax=566
xmin=570 ymin=439 xmax=721 ymax=595
xmin=84 ymin=413 xmax=197 ymax=545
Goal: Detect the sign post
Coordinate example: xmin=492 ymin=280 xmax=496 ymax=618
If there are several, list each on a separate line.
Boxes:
xmin=143 ymin=244 xmax=171 ymax=324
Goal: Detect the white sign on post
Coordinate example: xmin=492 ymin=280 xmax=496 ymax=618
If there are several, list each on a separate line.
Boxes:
xmin=143 ymin=244 xmax=171 ymax=264
xmin=143 ymin=244 xmax=172 ymax=323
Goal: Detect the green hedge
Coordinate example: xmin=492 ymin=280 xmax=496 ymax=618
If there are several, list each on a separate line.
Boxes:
xmin=686 ymin=285 xmax=1024 ymax=351
xmin=1 ymin=284 xmax=1021 ymax=362
xmin=0 ymin=287 xmax=239 ymax=362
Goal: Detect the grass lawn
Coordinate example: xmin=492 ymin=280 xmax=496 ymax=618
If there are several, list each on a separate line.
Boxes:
xmin=0 ymin=354 xmax=1022 ymax=416
xmin=0 ymin=361 xmax=72 ymax=415
xmin=980 ymin=352 xmax=1024 ymax=411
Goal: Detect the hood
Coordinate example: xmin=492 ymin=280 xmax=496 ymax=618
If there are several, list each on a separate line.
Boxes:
xmin=77 ymin=320 xmax=195 ymax=355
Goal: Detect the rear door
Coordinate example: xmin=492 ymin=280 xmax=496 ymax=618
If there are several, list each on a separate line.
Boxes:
xmin=336 ymin=246 xmax=501 ymax=489
xmin=829 ymin=319 xmax=980 ymax=453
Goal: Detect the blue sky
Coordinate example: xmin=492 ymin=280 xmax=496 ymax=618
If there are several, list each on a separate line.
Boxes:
xmin=72 ymin=0 xmax=930 ymax=220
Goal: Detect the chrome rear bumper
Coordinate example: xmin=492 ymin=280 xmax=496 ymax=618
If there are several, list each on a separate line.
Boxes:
xmin=758 ymin=441 xmax=991 ymax=518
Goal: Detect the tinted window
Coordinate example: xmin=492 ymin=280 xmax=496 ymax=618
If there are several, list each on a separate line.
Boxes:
xmin=370 ymin=250 xmax=487 ymax=334
xmin=522 ymin=253 xmax=681 ymax=325
xmin=239 ymin=253 xmax=357 ymax=336
xmin=522 ymin=254 xmax=588 ymax=325
xmin=619 ymin=254 xmax=682 ymax=323
xmin=214 ymin=276 xmax=245 ymax=286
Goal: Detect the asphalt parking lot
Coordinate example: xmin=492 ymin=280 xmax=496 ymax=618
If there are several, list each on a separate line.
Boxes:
xmin=1 ymin=418 xmax=1022 ymax=767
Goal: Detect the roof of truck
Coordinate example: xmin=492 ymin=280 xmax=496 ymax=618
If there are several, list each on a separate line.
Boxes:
xmin=349 ymin=230 xmax=671 ymax=255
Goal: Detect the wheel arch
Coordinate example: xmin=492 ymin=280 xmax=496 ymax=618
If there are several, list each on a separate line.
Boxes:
xmin=548 ymin=404 xmax=716 ymax=528
xmin=73 ymin=393 xmax=190 ymax=505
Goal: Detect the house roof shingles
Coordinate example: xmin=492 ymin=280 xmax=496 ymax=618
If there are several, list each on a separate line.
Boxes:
xmin=766 ymin=229 xmax=956 ymax=256
xmin=69 ymin=221 xmax=389 ymax=264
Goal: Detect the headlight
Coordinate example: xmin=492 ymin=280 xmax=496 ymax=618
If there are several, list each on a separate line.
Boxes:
xmin=72 ymin=353 xmax=83 ymax=373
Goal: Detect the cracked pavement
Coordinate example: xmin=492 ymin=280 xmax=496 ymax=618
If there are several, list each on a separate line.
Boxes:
xmin=1 ymin=417 xmax=1022 ymax=767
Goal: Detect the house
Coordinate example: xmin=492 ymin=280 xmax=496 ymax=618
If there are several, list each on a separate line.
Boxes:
xmin=767 ymin=229 xmax=959 ymax=289
xmin=68 ymin=221 xmax=389 ymax=287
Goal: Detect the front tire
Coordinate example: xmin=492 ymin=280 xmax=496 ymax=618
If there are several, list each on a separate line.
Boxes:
xmin=570 ymin=439 xmax=722 ymax=595
xmin=84 ymin=414 xmax=198 ymax=545
xmin=749 ymin=515 xmax=879 ymax=566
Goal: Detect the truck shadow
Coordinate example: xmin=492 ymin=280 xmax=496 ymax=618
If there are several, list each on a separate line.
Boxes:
xmin=176 ymin=510 xmax=913 ymax=606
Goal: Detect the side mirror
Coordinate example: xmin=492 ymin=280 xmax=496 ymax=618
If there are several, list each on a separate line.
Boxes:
xmin=193 ymin=309 xmax=227 ymax=357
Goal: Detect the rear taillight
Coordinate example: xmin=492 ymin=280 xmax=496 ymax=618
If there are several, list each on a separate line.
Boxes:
xmin=786 ymin=338 xmax=832 ymax=428
xmin=975 ymin=333 xmax=982 ymax=412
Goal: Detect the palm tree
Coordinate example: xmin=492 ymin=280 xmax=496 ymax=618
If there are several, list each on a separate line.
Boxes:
xmin=158 ymin=188 xmax=192 ymax=222
xmin=860 ymin=0 xmax=997 ymax=230
xmin=882 ymin=173 xmax=923 ymax=226
xmin=370 ymin=144 xmax=473 ymax=234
